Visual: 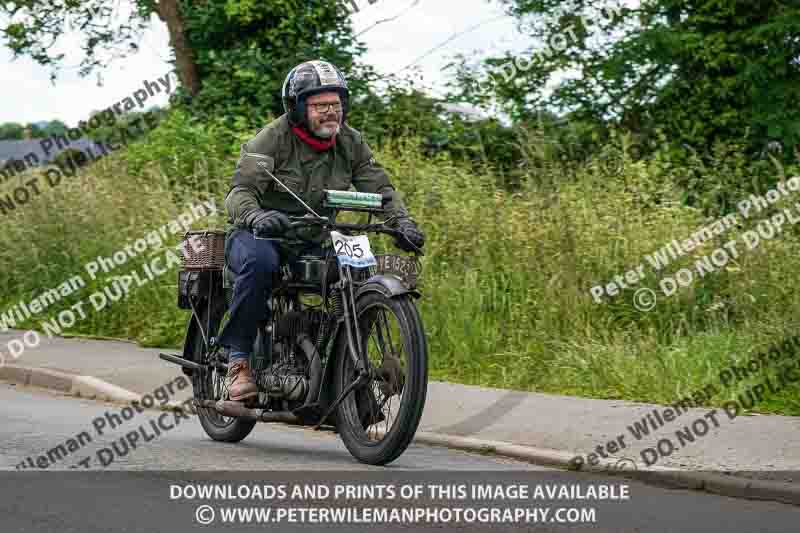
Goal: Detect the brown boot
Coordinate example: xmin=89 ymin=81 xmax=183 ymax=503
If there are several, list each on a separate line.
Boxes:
xmin=225 ymin=359 xmax=259 ymax=401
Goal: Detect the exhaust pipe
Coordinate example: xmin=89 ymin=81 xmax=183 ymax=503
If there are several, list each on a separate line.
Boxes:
xmin=206 ymin=400 xmax=300 ymax=424
xmin=194 ymin=333 xmax=323 ymax=424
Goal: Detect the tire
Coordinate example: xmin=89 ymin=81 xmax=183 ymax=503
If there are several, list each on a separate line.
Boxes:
xmin=189 ymin=292 xmax=257 ymax=443
xmin=333 ymin=292 xmax=428 ymax=465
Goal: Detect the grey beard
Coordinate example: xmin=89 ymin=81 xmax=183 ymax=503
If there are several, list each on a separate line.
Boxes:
xmin=311 ymin=122 xmax=340 ymax=138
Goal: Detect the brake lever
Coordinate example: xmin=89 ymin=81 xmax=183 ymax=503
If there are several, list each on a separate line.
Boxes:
xmin=288 ymin=214 xmax=329 ymax=225
xmin=398 ymin=233 xmax=425 ymax=256
xmin=381 ymin=225 xmax=425 ymax=257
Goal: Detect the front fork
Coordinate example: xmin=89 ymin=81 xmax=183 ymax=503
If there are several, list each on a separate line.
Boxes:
xmin=339 ymin=264 xmax=368 ymax=375
xmin=311 ymin=264 xmax=370 ymax=429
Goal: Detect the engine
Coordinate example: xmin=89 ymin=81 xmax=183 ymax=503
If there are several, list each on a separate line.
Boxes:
xmin=259 ymin=309 xmax=327 ymax=402
xmin=262 ymin=360 xmax=308 ymax=401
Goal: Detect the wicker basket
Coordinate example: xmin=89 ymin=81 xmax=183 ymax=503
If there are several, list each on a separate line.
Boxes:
xmin=181 ymin=230 xmax=226 ymax=271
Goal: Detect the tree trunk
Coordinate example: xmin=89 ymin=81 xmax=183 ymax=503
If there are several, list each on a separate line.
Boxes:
xmin=154 ymin=0 xmax=201 ymax=96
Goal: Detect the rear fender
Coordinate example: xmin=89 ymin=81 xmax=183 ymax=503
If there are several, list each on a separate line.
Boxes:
xmin=181 ymin=313 xmax=202 ymax=377
xmin=180 ymin=272 xmax=225 ymax=377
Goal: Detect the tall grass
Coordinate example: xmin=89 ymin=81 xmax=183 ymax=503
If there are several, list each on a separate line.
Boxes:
xmin=2 ymin=112 xmax=800 ymax=414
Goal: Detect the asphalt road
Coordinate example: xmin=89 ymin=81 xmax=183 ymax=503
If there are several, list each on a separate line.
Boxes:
xmin=2 ymin=382 xmax=799 ymax=532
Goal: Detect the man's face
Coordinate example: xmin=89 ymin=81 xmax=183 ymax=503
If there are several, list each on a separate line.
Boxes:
xmin=306 ymin=92 xmax=342 ymax=138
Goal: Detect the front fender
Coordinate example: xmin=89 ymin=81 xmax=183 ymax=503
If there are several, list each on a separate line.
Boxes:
xmin=355 ymin=274 xmax=421 ymax=300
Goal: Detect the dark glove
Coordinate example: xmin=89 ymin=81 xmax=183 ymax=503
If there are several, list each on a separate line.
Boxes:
xmin=393 ymin=218 xmax=425 ymax=252
xmin=251 ymin=209 xmax=291 ymax=237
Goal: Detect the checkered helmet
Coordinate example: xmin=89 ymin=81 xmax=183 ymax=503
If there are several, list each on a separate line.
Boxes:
xmin=281 ymin=60 xmax=349 ymax=127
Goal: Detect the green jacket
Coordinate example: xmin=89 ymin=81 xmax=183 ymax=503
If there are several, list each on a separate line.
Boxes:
xmin=224 ymin=114 xmax=410 ymax=242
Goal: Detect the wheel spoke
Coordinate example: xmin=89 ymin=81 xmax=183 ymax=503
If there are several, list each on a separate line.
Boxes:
xmin=376 ymin=310 xmax=396 ymax=360
xmin=194 ymin=305 xmax=238 ymax=428
xmin=352 ymin=303 xmax=410 ymax=442
xmin=384 ymin=393 xmax=394 ymax=435
xmin=335 ymin=294 xmax=426 ymax=464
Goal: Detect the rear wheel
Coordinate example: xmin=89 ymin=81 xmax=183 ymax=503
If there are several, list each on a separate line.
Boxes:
xmin=333 ymin=292 xmax=428 ymax=465
xmin=189 ymin=292 xmax=257 ymax=443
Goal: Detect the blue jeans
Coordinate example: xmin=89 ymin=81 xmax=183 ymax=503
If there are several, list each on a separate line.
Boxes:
xmin=216 ymin=229 xmax=281 ymax=359
xmin=216 ymin=228 xmax=324 ymax=362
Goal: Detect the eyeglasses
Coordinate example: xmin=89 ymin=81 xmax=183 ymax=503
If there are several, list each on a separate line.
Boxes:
xmin=308 ymin=102 xmax=343 ymax=113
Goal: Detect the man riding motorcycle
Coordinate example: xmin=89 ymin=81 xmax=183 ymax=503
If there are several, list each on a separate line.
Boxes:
xmin=218 ymin=60 xmax=425 ymax=402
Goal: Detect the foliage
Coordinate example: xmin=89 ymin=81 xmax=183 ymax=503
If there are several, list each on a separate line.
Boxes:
xmin=40 ymin=120 xmax=68 ymax=137
xmin=0 ymin=0 xmax=370 ymax=126
xmin=0 ymin=1 xmax=150 ymax=79
xmin=178 ymin=0 xmax=369 ymax=126
xmin=0 ymin=122 xmax=24 ymax=140
xmin=0 ymin=120 xmax=70 ymax=140
xmin=346 ymin=78 xmax=532 ymax=182
xmin=449 ymin=0 xmax=800 ymax=157
xmin=51 ymin=148 xmax=89 ymax=169
xmin=2 ymin=114 xmax=800 ymax=414
xmin=84 ymin=108 xmax=168 ymax=145
xmin=4 ymin=0 xmax=800 ymax=416
xmin=0 ymin=0 xmax=528 ymax=177
xmin=117 ymin=108 xmax=248 ymax=196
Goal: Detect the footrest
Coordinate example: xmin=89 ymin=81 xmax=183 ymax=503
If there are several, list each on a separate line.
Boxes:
xmin=292 ymin=402 xmax=324 ymax=424
xmin=159 ymin=352 xmax=204 ymax=371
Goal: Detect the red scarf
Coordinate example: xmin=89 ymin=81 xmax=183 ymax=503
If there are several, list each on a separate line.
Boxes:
xmin=291 ymin=125 xmax=337 ymax=152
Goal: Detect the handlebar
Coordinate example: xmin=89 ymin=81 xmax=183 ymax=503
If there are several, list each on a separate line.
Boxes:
xmin=287 ymin=215 xmax=403 ymax=238
xmin=254 ymin=214 xmax=424 ymax=256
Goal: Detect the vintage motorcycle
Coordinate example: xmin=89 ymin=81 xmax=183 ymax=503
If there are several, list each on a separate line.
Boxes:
xmin=161 ymin=159 xmax=428 ymax=465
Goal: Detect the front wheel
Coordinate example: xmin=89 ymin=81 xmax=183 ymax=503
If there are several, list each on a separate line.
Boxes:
xmin=333 ymin=292 xmax=428 ymax=465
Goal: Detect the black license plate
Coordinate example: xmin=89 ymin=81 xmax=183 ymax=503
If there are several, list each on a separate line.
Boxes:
xmin=375 ymin=255 xmax=419 ymax=288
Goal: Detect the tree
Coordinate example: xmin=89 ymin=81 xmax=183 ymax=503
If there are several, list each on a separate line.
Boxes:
xmin=41 ymin=120 xmax=68 ymax=138
xmin=1 ymin=1 xmax=198 ymax=93
xmin=449 ymin=0 xmax=800 ymax=155
xmin=0 ymin=0 xmax=366 ymax=121
xmin=0 ymin=122 xmax=24 ymax=140
xmin=178 ymin=0 xmax=367 ymax=124
xmin=24 ymin=123 xmax=44 ymax=138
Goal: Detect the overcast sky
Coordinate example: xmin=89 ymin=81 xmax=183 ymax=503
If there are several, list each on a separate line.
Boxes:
xmin=0 ymin=0 xmax=531 ymax=127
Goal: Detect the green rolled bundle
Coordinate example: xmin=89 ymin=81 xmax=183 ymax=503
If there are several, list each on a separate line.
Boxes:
xmin=324 ymin=189 xmax=382 ymax=208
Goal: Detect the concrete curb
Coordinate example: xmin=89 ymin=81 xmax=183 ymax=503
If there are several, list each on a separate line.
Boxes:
xmin=3 ymin=364 xmax=799 ymax=506
xmin=71 ymin=376 xmax=141 ymax=403
xmin=413 ymin=431 xmax=800 ymax=505
xmin=0 ymin=365 xmax=166 ymax=406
